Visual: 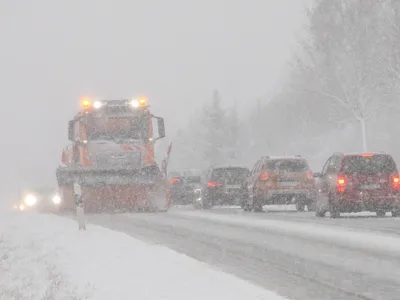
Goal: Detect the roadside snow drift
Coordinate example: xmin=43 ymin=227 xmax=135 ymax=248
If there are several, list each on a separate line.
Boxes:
xmin=0 ymin=212 xmax=287 ymax=300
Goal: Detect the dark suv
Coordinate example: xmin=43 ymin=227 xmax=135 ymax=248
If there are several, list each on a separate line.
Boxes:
xmin=314 ymin=152 xmax=400 ymax=218
xmin=244 ymin=156 xmax=317 ymax=212
xmin=169 ymin=170 xmax=202 ymax=205
xmin=201 ymin=165 xmax=250 ymax=208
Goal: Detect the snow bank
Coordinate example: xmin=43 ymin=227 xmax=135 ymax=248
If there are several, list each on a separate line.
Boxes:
xmin=176 ymin=211 xmax=400 ymax=255
xmin=0 ymin=212 xmax=287 ymax=300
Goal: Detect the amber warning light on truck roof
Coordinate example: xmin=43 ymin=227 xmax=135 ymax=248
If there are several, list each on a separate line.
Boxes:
xmin=130 ymin=97 xmax=147 ymax=108
xmin=80 ymin=97 xmax=148 ymax=110
xmin=81 ymin=97 xmax=91 ymax=108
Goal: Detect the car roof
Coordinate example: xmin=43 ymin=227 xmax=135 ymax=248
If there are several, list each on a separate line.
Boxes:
xmin=212 ymin=164 xmax=250 ymax=170
xmin=338 ymin=152 xmax=392 ymax=157
xmin=263 ymin=156 xmax=305 ymax=160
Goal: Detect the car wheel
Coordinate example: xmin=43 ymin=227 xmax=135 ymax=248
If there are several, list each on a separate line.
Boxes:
xmin=201 ymin=195 xmax=212 ymax=209
xmin=376 ymin=210 xmax=386 ymax=217
xmin=202 ymin=203 xmax=211 ymax=209
xmin=328 ymin=193 xmax=340 ymax=218
xmin=252 ymin=195 xmax=263 ymax=212
xmin=307 ymin=201 xmax=316 ymax=212
xmin=295 ymin=202 xmax=305 ymax=212
xmin=315 ymin=208 xmax=326 ymax=217
xmin=329 ymin=202 xmax=340 ymax=218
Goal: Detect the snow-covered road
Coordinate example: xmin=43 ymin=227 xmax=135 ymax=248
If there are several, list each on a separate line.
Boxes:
xmin=0 ymin=212 xmax=287 ymax=300
xmin=86 ymin=207 xmax=400 ymax=300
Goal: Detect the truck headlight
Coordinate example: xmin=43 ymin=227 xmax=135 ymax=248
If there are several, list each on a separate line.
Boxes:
xmin=52 ymin=195 xmax=62 ymax=205
xmin=24 ymin=194 xmax=37 ymax=207
xmin=130 ymin=99 xmax=139 ymax=108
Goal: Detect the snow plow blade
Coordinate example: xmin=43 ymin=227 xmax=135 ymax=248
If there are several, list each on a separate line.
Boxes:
xmin=56 ymin=166 xmax=169 ymax=213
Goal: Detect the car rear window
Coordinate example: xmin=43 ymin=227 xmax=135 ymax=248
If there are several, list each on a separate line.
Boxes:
xmin=266 ymin=159 xmax=309 ymax=172
xmin=169 ymin=172 xmax=181 ymax=178
xmin=186 ymin=176 xmax=201 ymax=183
xmin=211 ymin=168 xmax=250 ymax=181
xmin=341 ymin=155 xmax=397 ymax=174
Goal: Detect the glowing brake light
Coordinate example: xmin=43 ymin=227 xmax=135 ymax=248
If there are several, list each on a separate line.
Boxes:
xmin=170 ymin=177 xmax=180 ymax=184
xmin=361 ymin=153 xmax=374 ymax=157
xmin=259 ymin=173 xmax=269 ymax=181
xmin=306 ymin=171 xmax=313 ymax=180
xmin=208 ymin=182 xmax=221 ymax=187
xmin=337 ymin=176 xmax=346 ymax=192
xmin=337 ymin=178 xmax=345 ymax=185
xmin=392 ymin=174 xmax=400 ymax=190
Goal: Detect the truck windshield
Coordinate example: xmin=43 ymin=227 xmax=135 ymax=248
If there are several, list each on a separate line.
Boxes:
xmin=87 ymin=116 xmax=147 ymax=141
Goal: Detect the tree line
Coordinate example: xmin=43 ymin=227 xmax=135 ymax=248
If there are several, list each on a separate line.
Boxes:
xmin=168 ymin=0 xmax=400 ymax=172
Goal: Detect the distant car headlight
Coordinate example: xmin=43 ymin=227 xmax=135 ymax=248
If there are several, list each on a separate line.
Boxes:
xmin=19 ymin=204 xmax=25 ymax=211
xmin=52 ymin=195 xmax=61 ymax=205
xmin=24 ymin=194 xmax=37 ymax=207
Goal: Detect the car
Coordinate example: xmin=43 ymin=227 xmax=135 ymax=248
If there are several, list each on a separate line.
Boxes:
xmin=169 ymin=171 xmax=186 ymax=204
xmin=18 ymin=187 xmax=62 ymax=213
xmin=244 ymin=156 xmax=317 ymax=212
xmin=200 ymin=165 xmax=250 ymax=208
xmin=314 ymin=152 xmax=400 ymax=218
xmin=185 ymin=174 xmax=202 ymax=200
xmin=169 ymin=170 xmax=202 ymax=205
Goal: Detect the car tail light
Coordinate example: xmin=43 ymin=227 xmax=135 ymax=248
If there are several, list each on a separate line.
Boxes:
xmin=171 ymin=177 xmax=180 ymax=184
xmin=392 ymin=174 xmax=400 ymax=190
xmin=259 ymin=173 xmax=269 ymax=181
xmin=337 ymin=175 xmax=346 ymax=192
xmin=208 ymin=182 xmax=221 ymax=187
xmin=306 ymin=171 xmax=313 ymax=180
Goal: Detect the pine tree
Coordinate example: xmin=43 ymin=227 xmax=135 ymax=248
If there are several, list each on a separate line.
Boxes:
xmin=202 ymin=90 xmax=226 ymax=166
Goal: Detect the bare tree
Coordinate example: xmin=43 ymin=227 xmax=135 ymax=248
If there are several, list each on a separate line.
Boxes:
xmin=296 ymin=0 xmax=399 ymax=151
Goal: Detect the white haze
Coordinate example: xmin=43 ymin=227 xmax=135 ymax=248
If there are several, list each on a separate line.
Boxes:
xmin=0 ymin=0 xmax=305 ymax=201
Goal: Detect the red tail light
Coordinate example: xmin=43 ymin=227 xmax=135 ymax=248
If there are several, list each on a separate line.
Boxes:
xmin=306 ymin=171 xmax=313 ymax=180
xmin=337 ymin=175 xmax=346 ymax=192
xmin=208 ymin=182 xmax=221 ymax=187
xmin=171 ymin=177 xmax=180 ymax=184
xmin=392 ymin=174 xmax=400 ymax=190
xmin=259 ymin=173 xmax=269 ymax=181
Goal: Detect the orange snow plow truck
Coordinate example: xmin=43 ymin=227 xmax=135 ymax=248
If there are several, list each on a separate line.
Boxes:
xmin=56 ymin=97 xmax=170 ymax=213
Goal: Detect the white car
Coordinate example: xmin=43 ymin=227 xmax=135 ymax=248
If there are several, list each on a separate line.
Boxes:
xmin=19 ymin=188 xmax=62 ymax=213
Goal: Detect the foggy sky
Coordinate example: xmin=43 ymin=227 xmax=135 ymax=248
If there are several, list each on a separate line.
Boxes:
xmin=0 ymin=0 xmax=305 ymax=199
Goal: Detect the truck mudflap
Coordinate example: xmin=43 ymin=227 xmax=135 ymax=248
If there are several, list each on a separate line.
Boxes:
xmin=57 ymin=166 xmax=169 ymax=213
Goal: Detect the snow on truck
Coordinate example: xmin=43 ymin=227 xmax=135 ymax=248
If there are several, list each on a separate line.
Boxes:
xmin=56 ymin=97 xmax=170 ymax=213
